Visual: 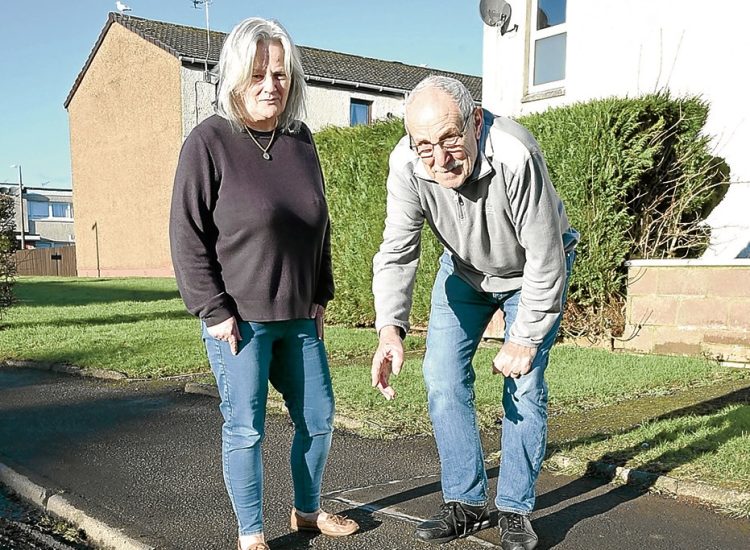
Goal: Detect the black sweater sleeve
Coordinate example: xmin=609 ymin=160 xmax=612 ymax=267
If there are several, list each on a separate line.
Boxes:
xmin=169 ymin=129 xmax=236 ymax=326
xmin=309 ymin=126 xmax=335 ymax=308
xmin=314 ymin=219 xmax=334 ymax=308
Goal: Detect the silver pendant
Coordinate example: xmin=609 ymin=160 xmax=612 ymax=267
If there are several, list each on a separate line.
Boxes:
xmin=262 ymin=152 xmax=271 ymax=160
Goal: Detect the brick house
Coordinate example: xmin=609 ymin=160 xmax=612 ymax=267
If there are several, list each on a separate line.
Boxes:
xmin=64 ymin=12 xmax=481 ymax=277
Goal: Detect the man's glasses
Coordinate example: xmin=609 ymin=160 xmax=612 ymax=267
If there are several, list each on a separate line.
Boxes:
xmin=409 ymin=116 xmax=472 ymax=159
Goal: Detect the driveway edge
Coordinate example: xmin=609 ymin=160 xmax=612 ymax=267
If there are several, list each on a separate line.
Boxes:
xmin=0 ymin=463 xmax=155 ymax=550
xmin=545 ymin=455 xmax=750 ymax=509
xmin=2 ymin=360 xmax=127 ymax=381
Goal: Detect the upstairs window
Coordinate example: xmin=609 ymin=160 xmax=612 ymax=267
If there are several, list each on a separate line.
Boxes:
xmin=350 ymin=98 xmax=372 ymax=126
xmin=27 ymin=201 xmax=73 ymax=220
xmin=529 ymin=0 xmax=567 ymax=89
xmin=28 ymin=201 xmax=49 ymax=220
xmin=51 ymin=202 xmax=73 ymax=219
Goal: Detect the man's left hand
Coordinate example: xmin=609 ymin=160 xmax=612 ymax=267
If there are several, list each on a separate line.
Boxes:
xmin=492 ymin=341 xmax=537 ymax=378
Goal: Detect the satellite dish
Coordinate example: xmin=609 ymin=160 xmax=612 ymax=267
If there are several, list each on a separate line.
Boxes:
xmin=479 ymin=0 xmax=517 ymax=35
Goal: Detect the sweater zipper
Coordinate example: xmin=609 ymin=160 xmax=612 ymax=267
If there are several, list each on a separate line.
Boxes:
xmin=454 ymin=192 xmax=465 ymax=220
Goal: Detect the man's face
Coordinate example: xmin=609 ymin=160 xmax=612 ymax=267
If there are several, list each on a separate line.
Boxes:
xmin=405 ymin=89 xmax=480 ymax=189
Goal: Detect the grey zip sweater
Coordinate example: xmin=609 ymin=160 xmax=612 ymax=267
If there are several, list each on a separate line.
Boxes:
xmin=372 ymin=110 xmax=579 ymax=347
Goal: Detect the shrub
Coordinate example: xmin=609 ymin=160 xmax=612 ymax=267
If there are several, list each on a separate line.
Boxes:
xmin=318 ymin=93 xmax=728 ymax=337
xmin=521 ymin=93 xmax=728 ymax=335
xmin=0 ymin=194 xmax=16 ymax=318
xmin=316 ymin=119 xmax=441 ymax=327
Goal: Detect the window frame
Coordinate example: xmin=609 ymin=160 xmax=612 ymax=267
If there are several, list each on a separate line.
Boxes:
xmin=26 ymin=200 xmax=73 ymax=221
xmin=349 ymin=98 xmax=372 ymax=126
xmin=50 ymin=202 xmax=73 ymax=220
xmin=525 ymin=0 xmax=567 ymax=97
xmin=27 ymin=201 xmax=51 ymax=220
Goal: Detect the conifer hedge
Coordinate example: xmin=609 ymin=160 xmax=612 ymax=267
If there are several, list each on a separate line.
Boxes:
xmin=316 ymin=93 xmax=728 ymax=336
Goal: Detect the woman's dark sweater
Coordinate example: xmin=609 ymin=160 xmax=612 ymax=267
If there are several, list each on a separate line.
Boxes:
xmin=169 ymin=115 xmax=334 ymax=327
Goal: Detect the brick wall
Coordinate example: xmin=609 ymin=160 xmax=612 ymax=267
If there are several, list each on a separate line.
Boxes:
xmin=616 ymin=260 xmax=750 ymax=363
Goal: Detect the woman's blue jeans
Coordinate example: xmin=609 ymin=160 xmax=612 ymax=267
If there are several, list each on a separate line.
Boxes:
xmin=423 ymin=251 xmax=574 ymax=514
xmin=202 ymin=319 xmax=335 ymax=536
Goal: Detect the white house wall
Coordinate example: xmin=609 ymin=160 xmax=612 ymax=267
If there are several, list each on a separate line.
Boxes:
xmin=180 ymin=65 xmax=406 ymax=135
xmin=303 ymin=85 xmax=405 ymax=132
xmin=483 ymin=0 xmax=750 ymax=258
xmin=181 ymin=65 xmax=217 ymax=140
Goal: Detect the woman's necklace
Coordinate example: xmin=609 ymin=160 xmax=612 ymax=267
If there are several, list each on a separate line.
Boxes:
xmin=245 ymin=126 xmax=276 ymax=160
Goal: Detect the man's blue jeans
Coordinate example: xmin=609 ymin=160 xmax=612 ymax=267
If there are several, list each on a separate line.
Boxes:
xmin=423 ymin=251 xmax=574 ymax=514
xmin=202 ymin=319 xmax=335 ymax=535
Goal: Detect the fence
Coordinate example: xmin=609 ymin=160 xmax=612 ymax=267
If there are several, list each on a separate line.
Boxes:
xmin=14 ymin=246 xmax=77 ymax=277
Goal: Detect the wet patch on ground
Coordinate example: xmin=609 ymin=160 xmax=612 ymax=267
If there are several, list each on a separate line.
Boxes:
xmin=546 ymin=379 xmax=750 ymax=445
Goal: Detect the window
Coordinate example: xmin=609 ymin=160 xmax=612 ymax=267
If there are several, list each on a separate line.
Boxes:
xmin=26 ymin=201 xmax=73 ymax=220
xmin=28 ymin=201 xmax=49 ymax=220
xmin=350 ymin=98 xmax=371 ymax=126
xmin=529 ymin=0 xmax=567 ymax=89
xmin=51 ymin=202 xmax=72 ymax=218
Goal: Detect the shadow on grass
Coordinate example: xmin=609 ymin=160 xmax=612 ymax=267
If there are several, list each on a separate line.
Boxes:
xmin=535 ymin=386 xmax=750 ymax=548
xmin=13 ymin=279 xmax=181 ymax=307
xmin=7 ymin=309 xmax=194 ymax=329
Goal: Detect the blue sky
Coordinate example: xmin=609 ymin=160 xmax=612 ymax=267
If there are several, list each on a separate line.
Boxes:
xmin=0 ymin=0 xmax=484 ymax=190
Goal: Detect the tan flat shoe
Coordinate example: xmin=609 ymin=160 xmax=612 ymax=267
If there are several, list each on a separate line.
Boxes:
xmin=237 ymin=540 xmax=269 ymax=550
xmin=290 ymin=508 xmax=359 ymax=537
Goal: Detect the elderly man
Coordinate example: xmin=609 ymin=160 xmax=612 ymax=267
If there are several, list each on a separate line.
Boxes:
xmin=371 ymin=76 xmax=578 ymax=549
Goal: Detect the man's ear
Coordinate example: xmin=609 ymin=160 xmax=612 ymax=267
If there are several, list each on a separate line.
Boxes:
xmin=473 ymin=107 xmax=483 ymax=139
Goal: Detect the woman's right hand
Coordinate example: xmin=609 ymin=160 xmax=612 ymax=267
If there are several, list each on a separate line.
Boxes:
xmin=206 ymin=316 xmax=242 ymax=355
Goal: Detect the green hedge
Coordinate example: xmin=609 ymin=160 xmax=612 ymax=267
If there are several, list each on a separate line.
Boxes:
xmin=317 ymin=93 xmax=728 ymax=335
xmin=521 ymin=93 xmax=727 ymax=333
xmin=316 ymin=120 xmax=442 ymax=326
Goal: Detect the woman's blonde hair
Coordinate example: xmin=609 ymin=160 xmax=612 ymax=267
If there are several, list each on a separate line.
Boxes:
xmin=215 ymin=17 xmax=306 ymax=132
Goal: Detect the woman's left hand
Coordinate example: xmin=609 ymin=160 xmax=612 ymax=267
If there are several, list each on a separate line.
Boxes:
xmin=310 ymin=303 xmax=325 ymax=341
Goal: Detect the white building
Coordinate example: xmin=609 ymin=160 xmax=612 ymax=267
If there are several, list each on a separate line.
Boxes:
xmin=0 ymin=184 xmax=75 ymax=249
xmin=482 ymin=0 xmax=749 ymax=258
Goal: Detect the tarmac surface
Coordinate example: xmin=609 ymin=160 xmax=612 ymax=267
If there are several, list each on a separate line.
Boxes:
xmin=1 ymin=366 xmax=749 ymax=549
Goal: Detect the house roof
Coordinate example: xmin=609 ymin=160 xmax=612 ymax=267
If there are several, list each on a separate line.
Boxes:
xmin=65 ymin=12 xmax=482 ymax=108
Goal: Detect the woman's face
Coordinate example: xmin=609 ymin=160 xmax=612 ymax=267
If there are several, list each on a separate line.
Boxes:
xmin=238 ymin=40 xmax=290 ymax=131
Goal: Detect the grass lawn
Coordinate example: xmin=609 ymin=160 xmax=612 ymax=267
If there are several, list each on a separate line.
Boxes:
xmin=3 ymin=276 xmax=750 ymax=499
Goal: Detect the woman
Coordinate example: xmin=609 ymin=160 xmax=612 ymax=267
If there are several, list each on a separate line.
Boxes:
xmin=169 ymin=17 xmax=358 ymax=550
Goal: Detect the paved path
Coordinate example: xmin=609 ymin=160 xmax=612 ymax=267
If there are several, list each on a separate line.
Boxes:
xmin=1 ymin=367 xmax=748 ymax=549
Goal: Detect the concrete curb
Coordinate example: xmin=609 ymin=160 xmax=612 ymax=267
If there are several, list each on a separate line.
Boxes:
xmin=545 ymin=454 xmax=750 ymax=509
xmin=0 ymin=463 xmax=154 ymax=550
xmin=2 ymin=360 xmax=127 ymax=381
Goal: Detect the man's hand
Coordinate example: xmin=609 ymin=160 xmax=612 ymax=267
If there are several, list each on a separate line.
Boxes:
xmin=206 ymin=316 xmax=242 ymax=355
xmin=492 ymin=341 xmax=537 ymax=379
xmin=310 ymin=303 xmax=325 ymax=341
xmin=371 ymin=325 xmax=404 ymax=400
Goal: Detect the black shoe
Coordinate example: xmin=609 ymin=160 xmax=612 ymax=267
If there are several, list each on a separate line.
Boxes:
xmin=498 ymin=512 xmax=538 ymax=550
xmin=414 ymin=501 xmax=491 ymax=544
